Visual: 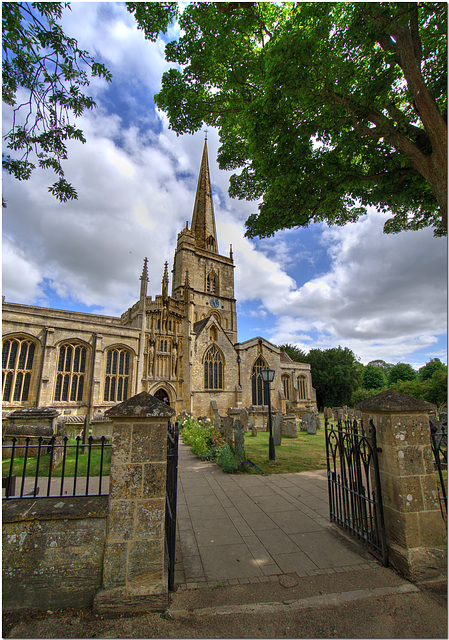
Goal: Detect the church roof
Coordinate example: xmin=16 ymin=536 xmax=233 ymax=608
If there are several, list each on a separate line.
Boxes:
xmin=193 ymin=317 xmax=210 ymax=335
xmin=191 ymin=138 xmax=218 ymax=253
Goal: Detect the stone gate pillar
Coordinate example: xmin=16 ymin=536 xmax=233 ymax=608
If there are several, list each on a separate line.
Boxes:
xmin=94 ymin=392 xmax=175 ymax=613
xmin=358 ymin=390 xmax=447 ymax=582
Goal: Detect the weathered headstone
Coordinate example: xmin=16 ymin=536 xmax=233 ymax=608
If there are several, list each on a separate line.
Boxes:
xmin=315 ymin=414 xmax=321 ymax=430
xmin=282 ymin=415 xmax=298 ymax=438
xmin=251 ymin=424 xmax=258 ymax=437
xmin=211 ymin=401 xmax=220 ymax=429
xmin=220 ymin=416 xmax=234 ymax=449
xmin=300 ymin=413 xmax=311 ymax=431
xmin=307 ymin=413 xmax=317 ymax=434
xmin=273 ymin=412 xmax=283 ymax=446
xmin=233 ymin=419 xmax=245 ymax=456
xmin=239 ymin=407 xmax=249 ymax=433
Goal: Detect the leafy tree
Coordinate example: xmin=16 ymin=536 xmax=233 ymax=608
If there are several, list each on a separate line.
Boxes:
xmin=367 ymin=359 xmax=394 ymax=373
xmin=424 ymin=368 xmax=447 ymax=407
xmin=391 ymin=368 xmax=447 ymax=407
xmin=418 ymin=357 xmax=446 ymax=381
xmin=129 ymin=2 xmax=447 ymax=238
xmin=387 ymin=362 xmax=417 ymax=385
xmin=2 ymin=2 xmax=111 ymax=201
xmin=278 ymin=343 xmax=308 ymax=363
xmin=390 ymin=378 xmax=428 ymax=401
xmin=351 ymin=386 xmax=383 ymax=407
xmin=362 ymin=364 xmax=387 ymax=390
xmin=304 ymin=346 xmax=362 ymax=408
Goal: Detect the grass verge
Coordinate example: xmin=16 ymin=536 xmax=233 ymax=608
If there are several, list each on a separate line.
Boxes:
xmin=243 ymin=427 xmax=327 ymax=475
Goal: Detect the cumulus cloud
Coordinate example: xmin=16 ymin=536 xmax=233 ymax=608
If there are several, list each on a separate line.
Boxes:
xmin=267 ymin=210 xmax=447 ymax=363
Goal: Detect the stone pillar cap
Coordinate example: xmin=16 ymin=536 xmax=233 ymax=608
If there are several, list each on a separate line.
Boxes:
xmin=105 ymin=391 xmax=175 ymax=419
xmin=357 ymin=389 xmax=434 ymax=413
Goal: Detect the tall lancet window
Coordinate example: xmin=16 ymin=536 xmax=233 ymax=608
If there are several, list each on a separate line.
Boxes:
xmin=251 ymin=357 xmax=269 ymax=406
xmin=204 ymin=345 xmax=223 ymax=390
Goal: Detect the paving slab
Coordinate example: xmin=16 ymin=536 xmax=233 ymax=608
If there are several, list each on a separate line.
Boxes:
xmin=175 ymin=443 xmax=379 ymax=586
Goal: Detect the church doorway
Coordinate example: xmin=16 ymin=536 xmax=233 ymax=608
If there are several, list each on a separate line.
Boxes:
xmin=154 ymin=388 xmax=170 ymax=406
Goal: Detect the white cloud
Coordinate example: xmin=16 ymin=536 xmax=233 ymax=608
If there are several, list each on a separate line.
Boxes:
xmin=2 ymin=240 xmax=44 ymax=304
xmin=266 ymin=210 xmax=446 ymax=363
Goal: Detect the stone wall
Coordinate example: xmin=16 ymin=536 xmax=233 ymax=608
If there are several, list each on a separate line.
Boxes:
xmin=2 ymin=496 xmax=108 ymax=611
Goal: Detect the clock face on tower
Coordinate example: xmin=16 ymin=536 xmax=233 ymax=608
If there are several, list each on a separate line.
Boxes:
xmin=210 ymin=297 xmax=219 ymax=308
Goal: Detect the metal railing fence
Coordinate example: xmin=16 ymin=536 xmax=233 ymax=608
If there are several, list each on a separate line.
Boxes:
xmin=430 ymin=421 xmax=447 ymax=521
xmin=2 ymin=435 xmax=111 ymax=499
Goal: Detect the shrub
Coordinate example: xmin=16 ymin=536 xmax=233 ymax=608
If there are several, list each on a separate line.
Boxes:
xmin=216 ymin=443 xmax=239 ymax=473
xmin=179 ymin=416 xmax=228 ymax=462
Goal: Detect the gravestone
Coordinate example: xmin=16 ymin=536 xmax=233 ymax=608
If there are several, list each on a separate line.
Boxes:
xmin=233 ymin=419 xmax=245 ymax=456
xmin=211 ymin=401 xmax=220 ymax=430
xmin=282 ymin=415 xmax=298 ymax=438
xmin=315 ymin=414 xmax=321 ymax=430
xmin=307 ymin=413 xmax=317 ymax=435
xmin=273 ymin=413 xmax=283 ymax=446
xmin=221 ymin=416 xmax=234 ymax=450
xmin=239 ymin=408 xmax=249 ymax=433
xmin=300 ymin=413 xmax=311 ymax=432
xmin=251 ymin=424 xmax=258 ymax=437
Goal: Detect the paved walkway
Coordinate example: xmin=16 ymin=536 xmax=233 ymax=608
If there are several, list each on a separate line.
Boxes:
xmin=174 ymin=442 xmax=377 ymax=588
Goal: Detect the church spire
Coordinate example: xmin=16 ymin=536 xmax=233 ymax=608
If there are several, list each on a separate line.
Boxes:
xmin=191 ymin=137 xmax=218 ymax=253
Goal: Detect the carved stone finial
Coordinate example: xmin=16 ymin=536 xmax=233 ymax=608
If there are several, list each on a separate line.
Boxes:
xmin=162 ymin=261 xmax=169 ymax=299
xmin=140 ymin=257 xmax=149 ymax=281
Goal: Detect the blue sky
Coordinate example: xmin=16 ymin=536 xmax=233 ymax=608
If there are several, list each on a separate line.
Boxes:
xmin=2 ymin=2 xmax=447 ymax=369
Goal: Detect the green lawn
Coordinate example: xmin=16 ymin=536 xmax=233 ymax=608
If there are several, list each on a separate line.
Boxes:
xmin=243 ymin=419 xmax=328 ymax=475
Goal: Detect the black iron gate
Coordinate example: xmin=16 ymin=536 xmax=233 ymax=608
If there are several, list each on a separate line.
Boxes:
xmin=165 ymin=420 xmax=179 ymax=591
xmin=430 ymin=421 xmax=447 ymax=522
xmin=325 ymin=418 xmax=388 ymax=566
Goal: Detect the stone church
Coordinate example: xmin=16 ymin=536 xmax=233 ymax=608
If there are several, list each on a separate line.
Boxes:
xmin=2 ymin=140 xmax=316 ymax=427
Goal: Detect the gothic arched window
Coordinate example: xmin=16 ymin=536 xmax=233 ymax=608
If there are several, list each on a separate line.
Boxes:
xmin=204 ymin=345 xmax=223 ymax=390
xmin=2 ymin=336 xmax=37 ymax=403
xmin=252 ymin=357 xmax=268 ymax=406
xmin=104 ymin=347 xmax=132 ymax=402
xmin=282 ymin=374 xmax=291 ymax=400
xmin=298 ymin=375 xmax=307 ymax=400
xmin=54 ymin=342 xmax=87 ymax=402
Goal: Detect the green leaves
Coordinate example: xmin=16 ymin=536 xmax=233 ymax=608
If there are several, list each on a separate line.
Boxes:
xmin=2 ymin=2 xmax=111 ymax=201
xmin=131 ymin=1 xmax=447 ymax=237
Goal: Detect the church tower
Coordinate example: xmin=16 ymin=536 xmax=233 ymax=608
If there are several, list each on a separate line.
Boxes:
xmin=172 ymin=138 xmax=237 ymax=343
